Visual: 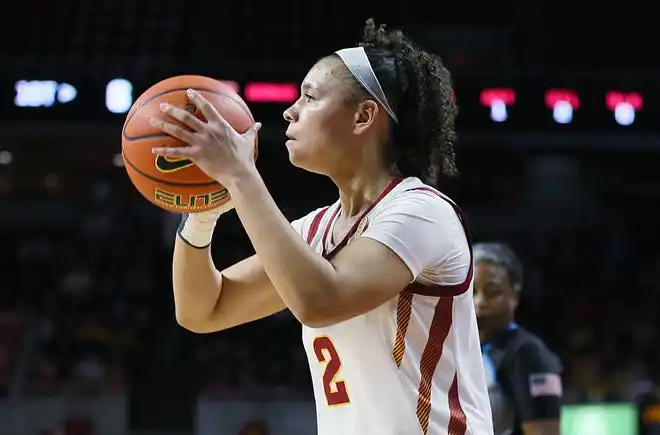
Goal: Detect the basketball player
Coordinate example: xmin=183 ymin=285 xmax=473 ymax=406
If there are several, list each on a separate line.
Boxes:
xmin=150 ymin=20 xmax=493 ymax=435
xmin=473 ymin=243 xmax=562 ymax=435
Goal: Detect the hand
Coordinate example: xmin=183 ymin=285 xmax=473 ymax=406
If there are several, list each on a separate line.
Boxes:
xmin=150 ymin=89 xmax=261 ymax=186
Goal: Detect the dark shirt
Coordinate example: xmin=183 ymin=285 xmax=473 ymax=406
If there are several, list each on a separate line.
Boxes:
xmin=482 ymin=324 xmax=562 ymax=435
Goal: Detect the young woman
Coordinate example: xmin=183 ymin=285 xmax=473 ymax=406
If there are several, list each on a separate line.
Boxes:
xmin=152 ymin=19 xmax=493 ymax=435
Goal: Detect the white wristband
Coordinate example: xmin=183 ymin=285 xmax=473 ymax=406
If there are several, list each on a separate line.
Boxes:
xmin=177 ymin=201 xmax=234 ymax=249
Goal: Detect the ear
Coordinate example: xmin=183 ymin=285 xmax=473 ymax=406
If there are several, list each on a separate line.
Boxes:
xmin=509 ymin=292 xmax=520 ymax=311
xmin=352 ymin=100 xmax=379 ymax=135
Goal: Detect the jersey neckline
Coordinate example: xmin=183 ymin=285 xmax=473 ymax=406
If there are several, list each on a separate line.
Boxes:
xmin=321 ymin=176 xmax=405 ymax=259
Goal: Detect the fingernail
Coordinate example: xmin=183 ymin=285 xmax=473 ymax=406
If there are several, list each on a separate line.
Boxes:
xmin=160 ymin=103 xmax=169 ymax=111
xmin=186 ymin=89 xmax=195 ymax=98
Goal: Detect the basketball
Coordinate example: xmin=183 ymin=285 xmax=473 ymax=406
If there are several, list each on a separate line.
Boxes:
xmin=121 ymin=75 xmax=257 ymax=214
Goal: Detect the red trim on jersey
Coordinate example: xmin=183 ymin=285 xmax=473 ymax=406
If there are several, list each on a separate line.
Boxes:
xmin=306 ymin=207 xmax=330 ymax=245
xmin=416 ymin=297 xmax=454 ymax=434
xmin=448 ymin=374 xmax=468 ymax=435
xmin=392 ymin=292 xmax=414 ymax=368
xmin=323 ymin=177 xmax=405 ymax=259
xmin=321 ymin=205 xmax=341 ymax=254
xmin=402 ymin=186 xmax=474 ymax=298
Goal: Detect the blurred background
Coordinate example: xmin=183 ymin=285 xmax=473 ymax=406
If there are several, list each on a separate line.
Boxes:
xmin=1 ymin=0 xmax=659 ymax=434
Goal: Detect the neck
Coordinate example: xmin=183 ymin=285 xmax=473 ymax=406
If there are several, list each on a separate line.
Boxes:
xmin=333 ymin=169 xmax=397 ymax=217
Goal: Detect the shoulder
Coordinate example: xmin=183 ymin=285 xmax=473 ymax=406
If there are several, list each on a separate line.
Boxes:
xmin=361 ymin=178 xmax=470 ymax=284
xmin=511 ymin=328 xmax=562 ymax=372
xmin=372 ymin=178 xmax=464 ymax=228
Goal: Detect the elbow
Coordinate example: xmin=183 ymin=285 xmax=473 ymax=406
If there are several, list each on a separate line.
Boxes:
xmin=281 ymin=280 xmax=344 ymax=327
xmin=175 ymin=312 xmax=205 ymax=333
xmin=291 ymin=298 xmax=340 ymax=329
xmin=297 ymin=314 xmax=333 ymax=328
xmin=175 ymin=310 xmax=218 ymax=334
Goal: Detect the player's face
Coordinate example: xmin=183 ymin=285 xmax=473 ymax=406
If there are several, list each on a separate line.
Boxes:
xmin=473 ymin=262 xmax=518 ymax=323
xmin=282 ymin=58 xmax=362 ymax=175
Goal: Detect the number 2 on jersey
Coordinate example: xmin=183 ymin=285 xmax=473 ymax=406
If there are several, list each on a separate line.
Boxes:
xmin=313 ymin=336 xmax=351 ymax=406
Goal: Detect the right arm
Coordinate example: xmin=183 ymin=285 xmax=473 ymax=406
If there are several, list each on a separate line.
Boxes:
xmin=172 ymin=209 xmax=289 ymax=333
xmin=172 ymin=205 xmax=318 ymax=333
xmin=173 ymin=243 xmax=285 ymax=333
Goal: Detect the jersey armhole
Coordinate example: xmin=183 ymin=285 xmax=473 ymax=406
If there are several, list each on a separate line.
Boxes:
xmin=402 ymin=187 xmax=474 ymax=298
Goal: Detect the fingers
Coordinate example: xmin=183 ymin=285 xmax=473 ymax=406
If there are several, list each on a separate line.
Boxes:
xmin=151 ymin=146 xmax=197 ymax=160
xmin=160 ymin=103 xmax=205 ymax=131
xmin=150 ymin=118 xmax=196 ymax=143
xmin=240 ymin=122 xmax=262 ymax=139
xmin=186 ymin=89 xmax=223 ymax=125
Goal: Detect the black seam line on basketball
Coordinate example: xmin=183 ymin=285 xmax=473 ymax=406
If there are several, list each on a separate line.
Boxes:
xmin=122 ymin=87 xmax=254 ymax=141
xmin=122 ymin=151 xmax=219 ymax=187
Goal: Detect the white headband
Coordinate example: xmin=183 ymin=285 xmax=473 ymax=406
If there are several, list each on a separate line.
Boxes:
xmin=335 ymin=47 xmax=399 ymax=124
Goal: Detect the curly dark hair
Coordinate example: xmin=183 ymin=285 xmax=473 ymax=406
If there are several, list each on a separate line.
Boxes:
xmin=333 ymin=19 xmax=459 ymax=185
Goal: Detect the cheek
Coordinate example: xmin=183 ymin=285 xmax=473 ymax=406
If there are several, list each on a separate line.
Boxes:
xmin=304 ymin=101 xmax=352 ymax=133
xmin=299 ymin=120 xmax=342 ymax=153
xmin=478 ymin=296 xmax=506 ymax=311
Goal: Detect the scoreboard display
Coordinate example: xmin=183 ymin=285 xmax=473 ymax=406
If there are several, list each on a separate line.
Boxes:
xmin=4 ymin=71 xmax=660 ymax=134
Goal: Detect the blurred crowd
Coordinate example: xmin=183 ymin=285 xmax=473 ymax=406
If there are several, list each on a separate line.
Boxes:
xmin=1 ymin=174 xmax=659 ymax=409
xmin=1 ymin=181 xmax=163 ymax=397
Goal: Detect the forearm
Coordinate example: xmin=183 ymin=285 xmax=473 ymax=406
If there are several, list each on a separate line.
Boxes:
xmin=228 ymin=169 xmax=337 ymax=320
xmin=172 ymin=237 xmax=223 ymax=327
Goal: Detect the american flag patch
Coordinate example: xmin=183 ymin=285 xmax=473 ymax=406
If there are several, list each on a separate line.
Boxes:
xmin=529 ymin=373 xmax=562 ymax=397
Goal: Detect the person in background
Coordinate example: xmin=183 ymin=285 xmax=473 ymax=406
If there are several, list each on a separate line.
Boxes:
xmin=473 ymin=242 xmax=562 ymax=435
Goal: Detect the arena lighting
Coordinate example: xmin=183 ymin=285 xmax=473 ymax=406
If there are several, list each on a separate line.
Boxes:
xmin=101 ymin=79 xmax=293 ymax=113
xmin=545 ymin=89 xmax=580 ymax=124
xmin=244 ymin=82 xmax=298 ymax=103
xmin=605 ymin=91 xmax=643 ymax=126
xmin=219 ymin=80 xmax=240 ymax=94
xmin=480 ymin=88 xmax=515 ymax=122
xmin=106 ymin=79 xmax=133 ymax=114
xmin=14 ymin=80 xmax=77 ymax=107
xmin=6 ymin=77 xmax=654 ymax=132
xmin=103 ymin=79 xmax=240 ymax=114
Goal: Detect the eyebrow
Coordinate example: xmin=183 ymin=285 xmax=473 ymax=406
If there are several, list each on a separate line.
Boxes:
xmin=301 ymin=82 xmax=319 ymax=93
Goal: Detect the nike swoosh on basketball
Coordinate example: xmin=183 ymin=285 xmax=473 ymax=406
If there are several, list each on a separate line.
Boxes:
xmin=155 ymin=155 xmax=194 ymax=172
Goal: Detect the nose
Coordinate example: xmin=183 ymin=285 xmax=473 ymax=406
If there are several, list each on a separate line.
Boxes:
xmin=283 ymin=103 xmax=298 ymax=123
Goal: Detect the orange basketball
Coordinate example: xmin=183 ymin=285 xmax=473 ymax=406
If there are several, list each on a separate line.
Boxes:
xmin=121 ymin=75 xmax=257 ymax=213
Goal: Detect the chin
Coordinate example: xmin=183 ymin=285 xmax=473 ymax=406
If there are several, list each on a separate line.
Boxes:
xmin=286 ymin=146 xmax=307 ymax=168
xmin=287 ymin=146 xmax=324 ymax=174
xmin=289 ymin=156 xmax=326 ymax=175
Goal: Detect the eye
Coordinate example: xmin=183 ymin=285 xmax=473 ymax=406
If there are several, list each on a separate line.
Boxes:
xmin=303 ymin=93 xmax=314 ymax=103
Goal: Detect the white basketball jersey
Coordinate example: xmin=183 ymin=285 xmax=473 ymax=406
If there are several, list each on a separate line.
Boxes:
xmin=292 ymin=177 xmax=493 ymax=435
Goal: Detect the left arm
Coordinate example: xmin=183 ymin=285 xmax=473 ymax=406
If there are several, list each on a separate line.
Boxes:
xmin=510 ymin=343 xmax=563 ymax=435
